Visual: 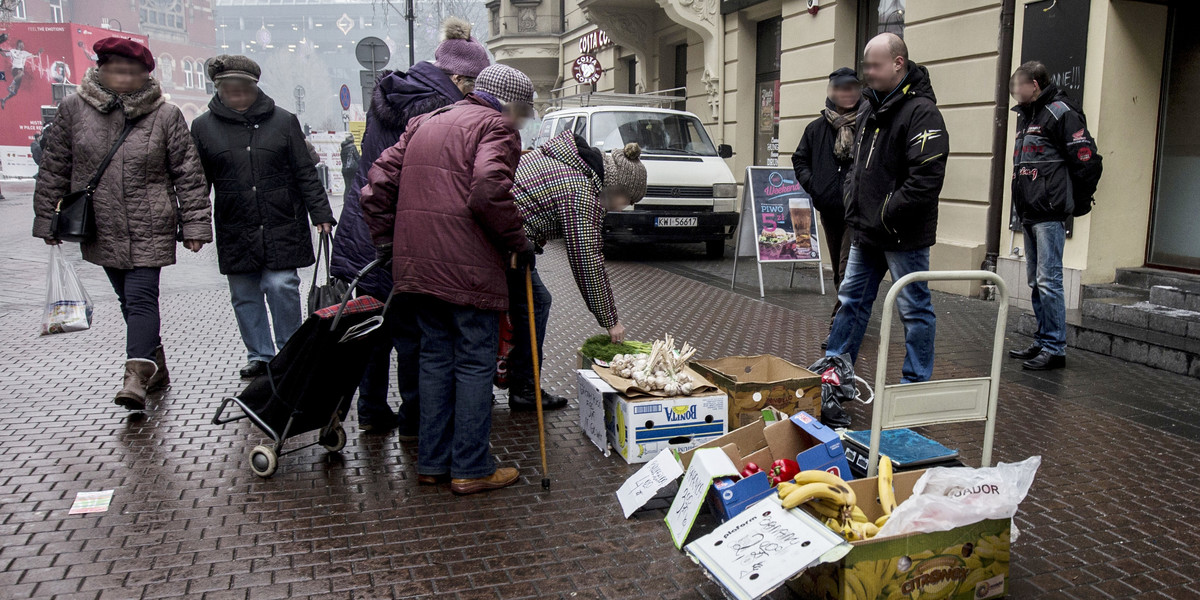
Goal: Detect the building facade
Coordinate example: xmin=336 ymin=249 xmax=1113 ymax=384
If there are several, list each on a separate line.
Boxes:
xmin=487 ymin=0 xmax=1196 ymax=310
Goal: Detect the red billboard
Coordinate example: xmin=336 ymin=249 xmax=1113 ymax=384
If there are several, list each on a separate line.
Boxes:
xmin=0 ymin=23 xmax=147 ymax=178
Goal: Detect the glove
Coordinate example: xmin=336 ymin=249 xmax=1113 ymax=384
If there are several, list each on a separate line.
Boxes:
xmin=375 ymin=244 xmax=393 ymax=260
xmin=513 ymin=242 xmax=536 ymax=271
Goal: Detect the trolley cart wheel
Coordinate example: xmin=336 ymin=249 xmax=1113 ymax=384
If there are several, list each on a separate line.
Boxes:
xmin=320 ymin=425 xmax=347 ymax=453
xmin=249 ymin=445 xmax=278 ymax=478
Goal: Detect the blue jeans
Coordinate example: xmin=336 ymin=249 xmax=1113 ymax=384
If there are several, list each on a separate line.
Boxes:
xmin=1023 ymin=221 xmax=1067 ymax=356
xmin=413 ymin=296 xmax=500 ymax=479
xmin=506 ymin=268 xmax=552 ymax=395
xmin=227 ymin=269 xmax=304 ymax=363
xmin=826 ymin=245 xmax=936 ymax=383
xmin=357 ymin=309 xmax=420 ymax=432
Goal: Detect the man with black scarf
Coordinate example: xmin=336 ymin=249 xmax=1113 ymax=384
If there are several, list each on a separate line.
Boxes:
xmin=793 ymin=67 xmax=863 ymax=345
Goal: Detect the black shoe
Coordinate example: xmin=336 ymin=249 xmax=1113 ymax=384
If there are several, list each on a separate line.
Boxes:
xmin=509 ymin=390 xmax=569 ymax=412
xmin=1023 ymin=351 xmax=1065 ymax=371
xmin=359 ymin=414 xmax=398 ymax=434
xmin=239 ymin=360 xmax=268 ymax=379
xmin=1008 ymin=343 xmax=1042 ymax=360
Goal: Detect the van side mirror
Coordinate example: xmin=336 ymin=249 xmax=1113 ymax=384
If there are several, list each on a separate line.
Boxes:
xmin=717 ymin=144 xmax=733 ymax=159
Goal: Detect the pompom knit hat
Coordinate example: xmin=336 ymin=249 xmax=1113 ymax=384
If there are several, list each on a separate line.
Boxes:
xmin=603 ymin=143 xmax=648 ymax=203
xmin=434 ymin=17 xmax=490 ymax=78
xmin=474 ymin=64 xmax=534 ymax=106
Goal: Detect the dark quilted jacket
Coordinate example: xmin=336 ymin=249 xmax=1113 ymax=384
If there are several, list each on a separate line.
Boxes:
xmin=330 ymin=63 xmax=463 ymax=298
xmin=191 ymin=91 xmax=335 ymax=275
xmin=360 ymin=95 xmax=527 ymax=312
xmin=32 ymin=68 xmax=212 ymax=267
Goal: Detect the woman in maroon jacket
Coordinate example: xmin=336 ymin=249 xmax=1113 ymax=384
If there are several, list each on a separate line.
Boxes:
xmin=360 ymin=64 xmax=535 ymax=495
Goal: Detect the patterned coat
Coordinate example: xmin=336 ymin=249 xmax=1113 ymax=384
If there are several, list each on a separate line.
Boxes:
xmin=32 ymin=68 xmax=212 ymax=268
xmin=513 ymin=130 xmax=618 ymax=328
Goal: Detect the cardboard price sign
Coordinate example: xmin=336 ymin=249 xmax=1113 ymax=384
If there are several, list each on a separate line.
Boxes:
xmin=665 ymin=449 xmax=738 ymax=548
xmin=687 ymin=496 xmax=851 ymax=600
xmin=616 ymin=449 xmax=684 ymax=518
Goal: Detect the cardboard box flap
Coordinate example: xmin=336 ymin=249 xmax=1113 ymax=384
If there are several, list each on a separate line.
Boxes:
xmin=693 ymin=355 xmax=820 ymax=386
xmin=592 ymin=364 xmax=718 ymax=399
xmin=679 ymin=415 xmax=771 ymax=468
xmin=790 ymin=411 xmax=844 ymax=460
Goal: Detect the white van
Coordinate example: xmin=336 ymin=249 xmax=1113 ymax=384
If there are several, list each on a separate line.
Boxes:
xmin=532 ymin=106 xmax=739 ymax=258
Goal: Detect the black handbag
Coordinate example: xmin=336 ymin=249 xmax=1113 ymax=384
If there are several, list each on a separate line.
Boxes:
xmin=307 ymin=231 xmax=350 ymax=314
xmin=51 ymin=118 xmax=139 ymax=243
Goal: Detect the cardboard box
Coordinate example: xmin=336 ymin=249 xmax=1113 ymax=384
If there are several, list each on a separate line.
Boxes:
xmin=691 ymin=355 xmax=822 ymax=430
xmin=790 ymin=470 xmax=1013 ymax=600
xmin=680 ymin=411 xmax=854 ymax=521
xmin=588 ymin=374 xmax=728 ymax=464
xmin=576 ymin=369 xmax=613 ymax=456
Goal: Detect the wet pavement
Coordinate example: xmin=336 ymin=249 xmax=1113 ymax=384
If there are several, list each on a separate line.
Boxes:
xmin=1 ymin=178 xmax=1198 ymax=599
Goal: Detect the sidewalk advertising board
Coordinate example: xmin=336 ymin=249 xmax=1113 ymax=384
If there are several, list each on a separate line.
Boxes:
xmin=0 ymin=23 xmax=147 ymax=179
xmin=732 ymin=166 xmax=826 ymax=298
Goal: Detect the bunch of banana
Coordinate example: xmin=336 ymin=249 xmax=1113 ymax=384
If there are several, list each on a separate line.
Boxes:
xmin=776 ymin=470 xmax=856 ymax=511
xmin=777 ymin=458 xmax=899 ymax=544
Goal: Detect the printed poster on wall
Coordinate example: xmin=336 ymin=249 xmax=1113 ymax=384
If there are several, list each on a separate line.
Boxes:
xmin=0 ymin=22 xmax=147 ymax=178
xmin=745 ymin=167 xmax=821 ymax=263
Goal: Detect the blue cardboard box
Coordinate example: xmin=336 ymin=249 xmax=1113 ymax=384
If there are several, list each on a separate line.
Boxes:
xmin=682 ymin=411 xmax=854 ymax=522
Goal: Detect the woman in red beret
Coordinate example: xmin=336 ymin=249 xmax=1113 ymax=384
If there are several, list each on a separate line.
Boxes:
xmin=32 ymin=37 xmax=213 ymax=412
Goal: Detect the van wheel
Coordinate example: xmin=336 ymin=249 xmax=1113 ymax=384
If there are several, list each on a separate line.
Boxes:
xmin=706 ymin=241 xmax=725 ymax=259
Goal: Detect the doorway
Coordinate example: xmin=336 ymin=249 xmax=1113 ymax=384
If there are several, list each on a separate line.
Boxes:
xmin=754 ymin=17 xmax=782 ymax=166
xmin=1148 ymin=3 xmax=1200 ymax=270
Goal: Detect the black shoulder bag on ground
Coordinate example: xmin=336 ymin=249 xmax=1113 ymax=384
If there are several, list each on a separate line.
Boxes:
xmin=308 ymin=231 xmax=350 ymax=314
xmin=51 ymin=118 xmax=139 ymax=243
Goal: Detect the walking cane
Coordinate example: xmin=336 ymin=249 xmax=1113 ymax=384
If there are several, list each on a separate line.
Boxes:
xmin=525 ymin=266 xmax=551 ymax=491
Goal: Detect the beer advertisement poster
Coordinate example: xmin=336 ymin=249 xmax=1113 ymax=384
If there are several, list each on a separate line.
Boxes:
xmin=744 ymin=167 xmax=821 ymax=263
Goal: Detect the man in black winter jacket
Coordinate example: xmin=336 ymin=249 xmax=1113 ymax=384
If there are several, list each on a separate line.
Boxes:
xmin=1007 ymin=61 xmax=1102 ymax=371
xmin=792 ymin=67 xmax=862 ymax=334
xmin=192 ymin=55 xmax=336 ymax=379
xmin=824 ymin=33 xmax=949 ymax=383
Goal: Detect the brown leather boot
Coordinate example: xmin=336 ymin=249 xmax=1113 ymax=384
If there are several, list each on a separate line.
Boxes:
xmin=147 ymin=345 xmax=170 ymax=393
xmin=114 ymin=359 xmax=157 ymax=411
xmin=450 ymin=467 xmax=520 ymax=495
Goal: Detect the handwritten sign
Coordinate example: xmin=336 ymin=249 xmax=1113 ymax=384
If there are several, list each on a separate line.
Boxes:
xmin=577 ymin=370 xmax=611 ymax=456
xmin=686 ymin=496 xmax=851 ymax=600
xmin=665 ymin=449 xmax=739 ymax=548
xmin=616 ymin=449 xmax=684 ymax=518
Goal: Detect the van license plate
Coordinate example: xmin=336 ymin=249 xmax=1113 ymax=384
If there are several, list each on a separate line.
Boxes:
xmin=655 ymin=217 xmax=698 ymax=227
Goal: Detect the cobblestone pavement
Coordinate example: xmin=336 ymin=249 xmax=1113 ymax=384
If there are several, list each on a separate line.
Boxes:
xmin=1 ymin=178 xmax=1199 ymax=600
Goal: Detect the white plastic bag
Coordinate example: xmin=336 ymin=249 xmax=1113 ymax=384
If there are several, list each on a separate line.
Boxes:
xmin=41 ymin=245 xmax=93 ymax=335
xmin=876 ymin=456 xmax=1041 ymax=539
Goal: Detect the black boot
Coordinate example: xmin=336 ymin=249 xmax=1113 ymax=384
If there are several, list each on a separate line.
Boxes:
xmin=1023 ymin=350 xmax=1065 ymax=371
xmin=509 ymin=389 xmax=569 ymax=412
xmin=1008 ymin=343 xmax=1042 ymax=360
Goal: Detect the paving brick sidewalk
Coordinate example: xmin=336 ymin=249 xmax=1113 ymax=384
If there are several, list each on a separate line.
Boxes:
xmin=1 ymin=180 xmax=1198 ymax=599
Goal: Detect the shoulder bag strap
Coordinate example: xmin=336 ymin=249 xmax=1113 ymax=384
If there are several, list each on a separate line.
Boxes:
xmin=85 ymin=117 xmax=140 ymax=192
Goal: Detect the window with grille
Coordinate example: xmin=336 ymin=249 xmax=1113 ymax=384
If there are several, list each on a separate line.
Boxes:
xmin=140 ymin=0 xmax=186 ymax=32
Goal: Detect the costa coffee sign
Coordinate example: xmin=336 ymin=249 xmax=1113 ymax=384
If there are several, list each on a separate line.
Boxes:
xmin=578 ymin=30 xmax=612 ymax=54
xmin=572 ymin=55 xmax=604 ymax=84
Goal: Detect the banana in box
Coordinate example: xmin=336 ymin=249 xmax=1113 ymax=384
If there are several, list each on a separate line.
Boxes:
xmin=790 ymin=470 xmax=1012 ymax=600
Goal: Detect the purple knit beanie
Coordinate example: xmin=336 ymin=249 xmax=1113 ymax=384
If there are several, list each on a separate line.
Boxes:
xmin=434 ymin=17 xmax=490 ymax=78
